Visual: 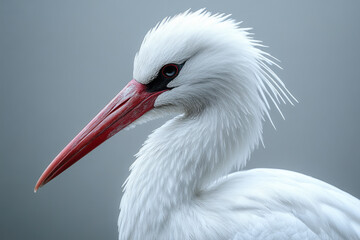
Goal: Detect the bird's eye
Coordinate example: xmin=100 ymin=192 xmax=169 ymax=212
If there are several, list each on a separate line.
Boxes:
xmin=146 ymin=62 xmax=185 ymax=92
xmin=161 ymin=64 xmax=179 ymax=78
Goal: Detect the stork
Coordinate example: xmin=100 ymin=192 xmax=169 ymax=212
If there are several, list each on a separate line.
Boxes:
xmin=35 ymin=10 xmax=360 ymax=240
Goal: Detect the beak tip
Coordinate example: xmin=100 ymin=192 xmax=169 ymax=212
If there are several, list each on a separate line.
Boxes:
xmin=34 ymin=179 xmax=44 ymax=193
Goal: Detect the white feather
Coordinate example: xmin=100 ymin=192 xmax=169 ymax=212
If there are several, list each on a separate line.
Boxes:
xmin=118 ymin=10 xmax=360 ymax=240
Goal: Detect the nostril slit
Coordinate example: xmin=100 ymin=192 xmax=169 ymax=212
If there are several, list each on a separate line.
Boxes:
xmin=109 ymin=98 xmax=131 ymax=116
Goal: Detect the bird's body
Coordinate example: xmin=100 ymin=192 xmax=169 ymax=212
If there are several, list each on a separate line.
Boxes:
xmin=35 ymin=10 xmax=360 ymax=240
xmin=118 ymin=96 xmax=360 ymax=240
xmin=122 ymin=167 xmax=360 ymax=239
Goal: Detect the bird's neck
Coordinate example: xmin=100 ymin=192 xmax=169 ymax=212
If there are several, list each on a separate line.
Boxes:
xmin=118 ymin=97 xmax=263 ymax=239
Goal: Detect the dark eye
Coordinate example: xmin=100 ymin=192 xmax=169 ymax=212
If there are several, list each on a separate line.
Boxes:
xmin=161 ymin=64 xmax=179 ymax=78
xmin=146 ymin=62 xmax=185 ymax=93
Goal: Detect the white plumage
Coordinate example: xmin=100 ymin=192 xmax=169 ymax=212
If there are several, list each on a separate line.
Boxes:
xmin=118 ymin=10 xmax=360 ymax=239
xmin=35 ymin=9 xmax=360 ymax=240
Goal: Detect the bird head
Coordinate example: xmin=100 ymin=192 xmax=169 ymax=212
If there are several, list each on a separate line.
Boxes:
xmin=134 ymin=10 xmax=265 ymax=116
xmin=35 ymin=10 xmax=293 ymax=191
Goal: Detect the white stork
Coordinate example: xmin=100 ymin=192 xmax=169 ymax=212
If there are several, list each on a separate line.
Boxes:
xmin=35 ymin=10 xmax=360 ymax=240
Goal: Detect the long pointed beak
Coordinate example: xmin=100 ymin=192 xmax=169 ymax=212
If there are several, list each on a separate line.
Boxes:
xmin=35 ymin=79 xmax=163 ymax=192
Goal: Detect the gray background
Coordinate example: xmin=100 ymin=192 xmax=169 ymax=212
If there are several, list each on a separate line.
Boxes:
xmin=1 ymin=1 xmax=359 ymax=239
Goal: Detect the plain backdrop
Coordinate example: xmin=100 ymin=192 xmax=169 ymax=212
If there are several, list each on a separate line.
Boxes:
xmin=1 ymin=1 xmax=359 ymax=239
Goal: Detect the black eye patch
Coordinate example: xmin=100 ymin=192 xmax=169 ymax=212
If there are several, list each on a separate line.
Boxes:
xmin=146 ymin=62 xmax=185 ymax=92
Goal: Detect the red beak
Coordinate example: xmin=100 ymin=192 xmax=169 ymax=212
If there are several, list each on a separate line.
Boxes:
xmin=35 ymin=79 xmax=164 ymax=192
